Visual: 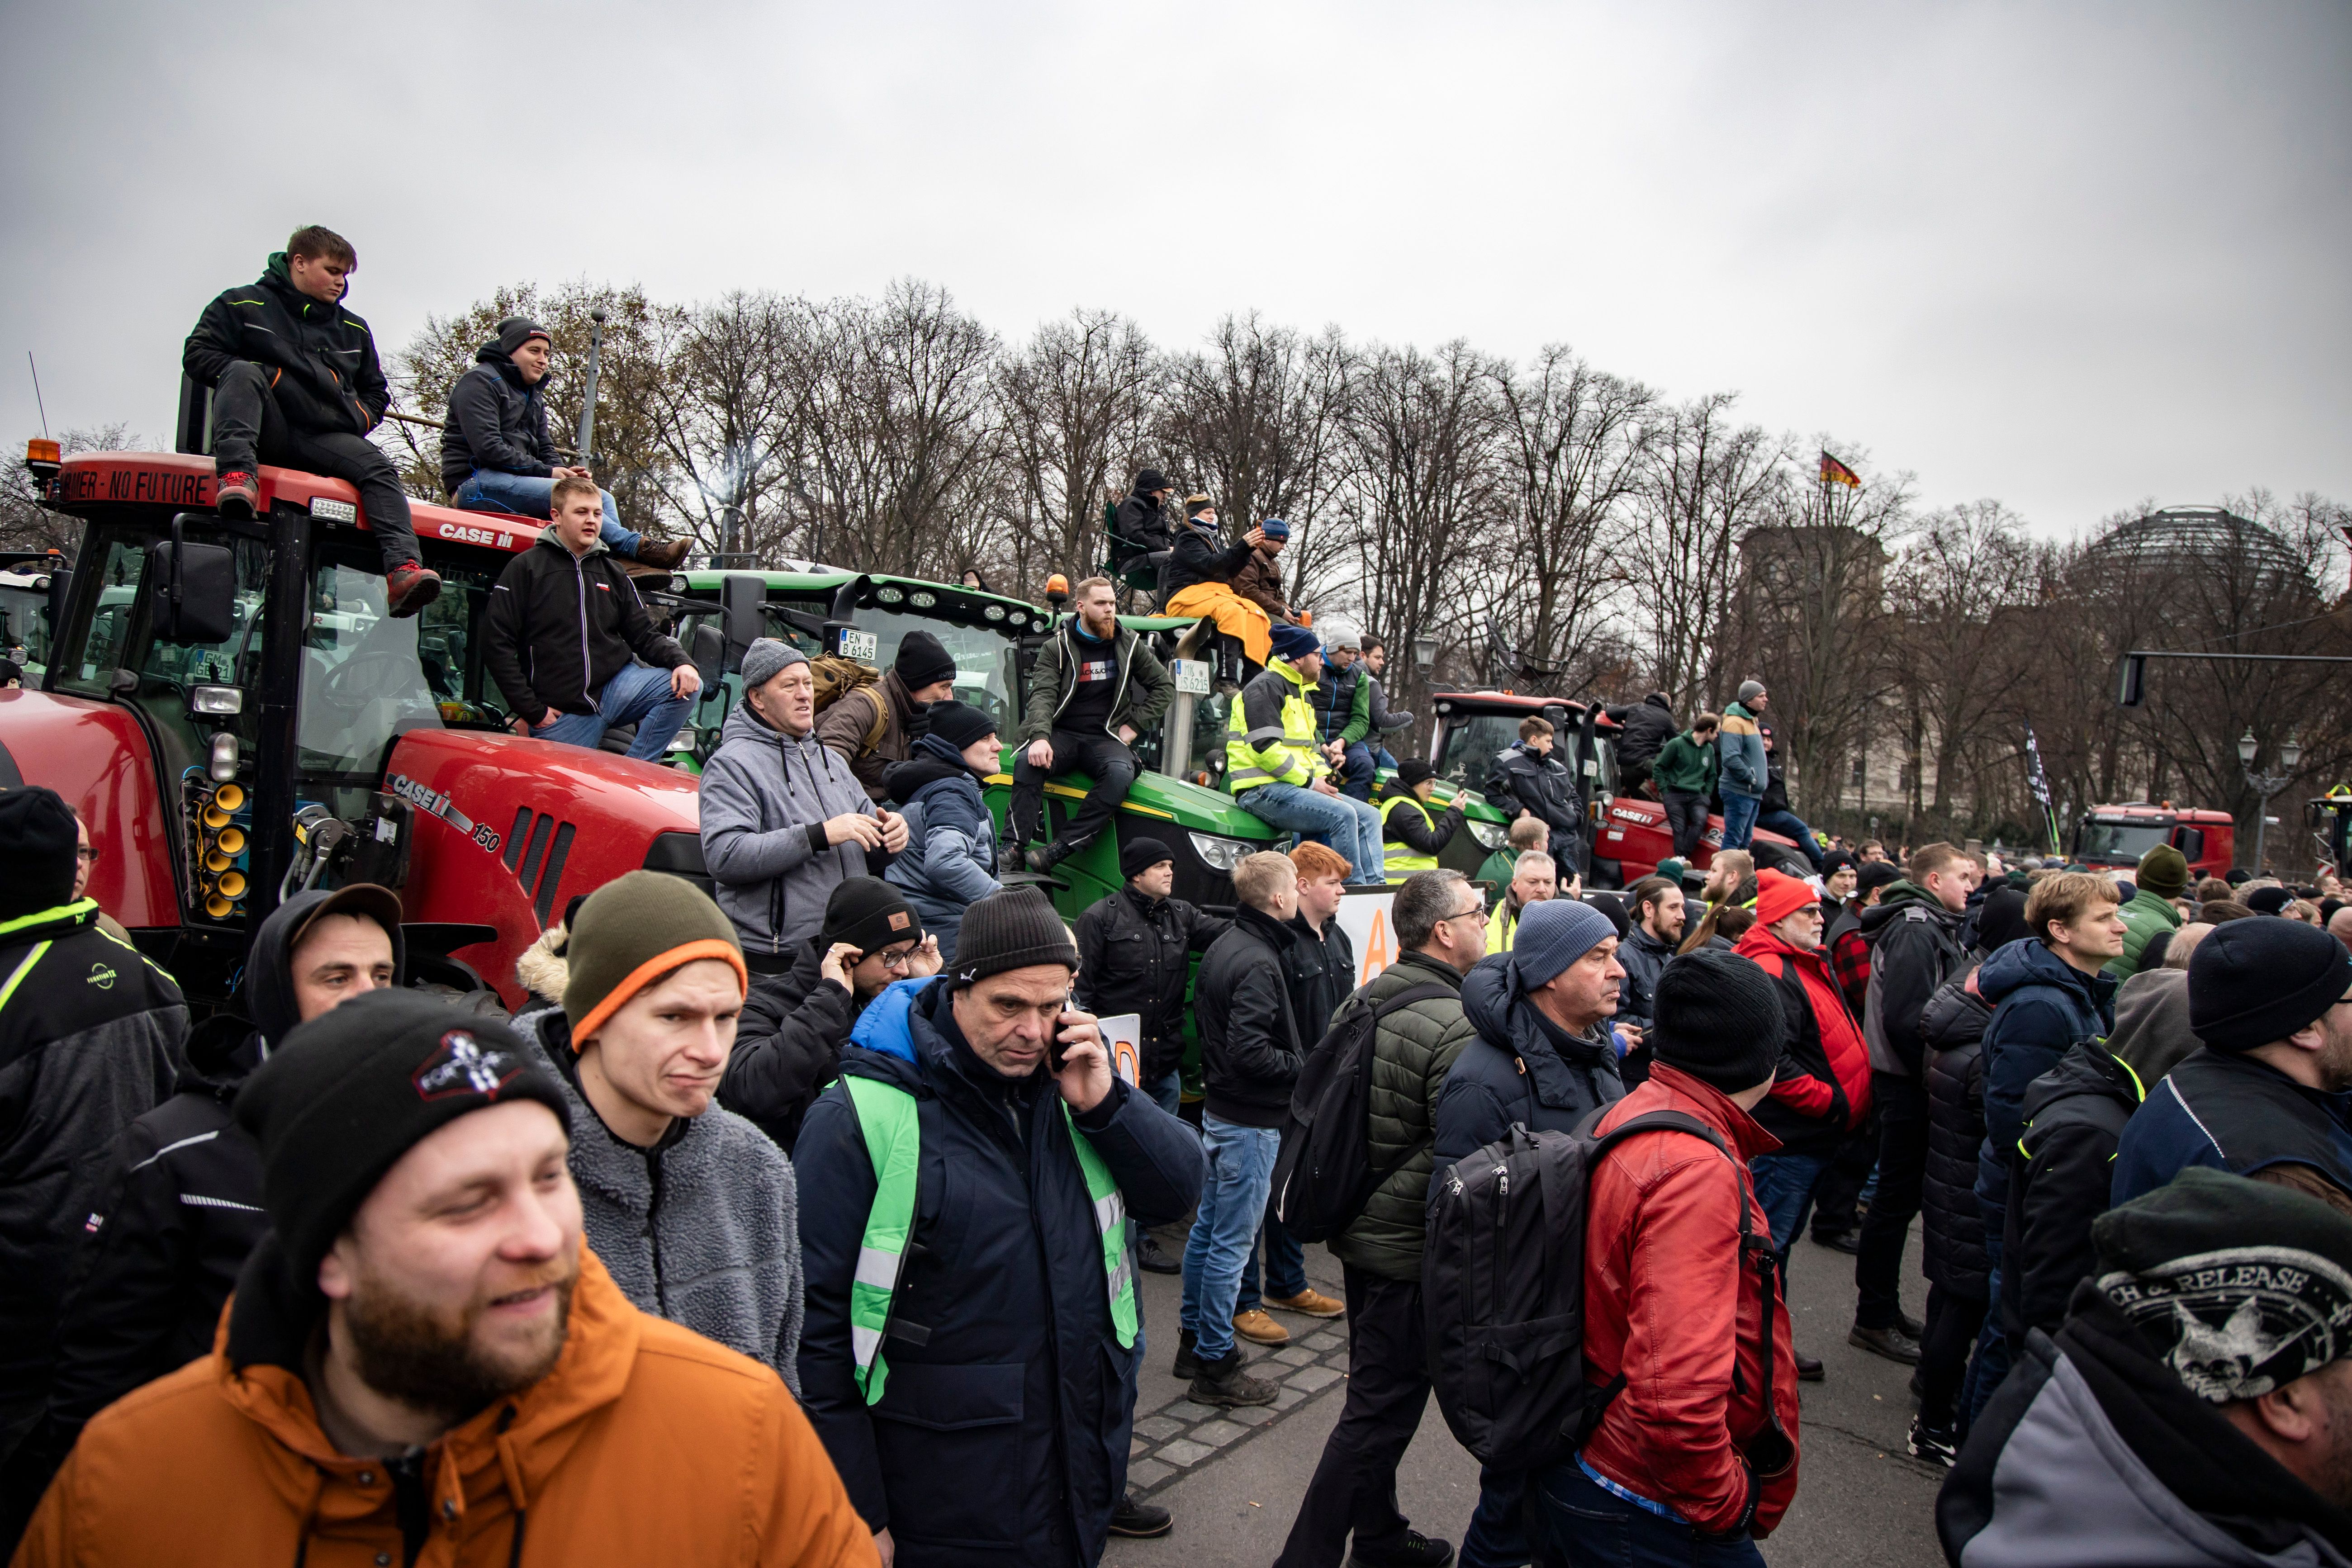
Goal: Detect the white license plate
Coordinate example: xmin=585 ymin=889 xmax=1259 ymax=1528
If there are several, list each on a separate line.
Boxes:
xmin=836 ymin=628 xmax=879 ymax=663
xmin=1173 ymin=658 xmax=1212 ymax=695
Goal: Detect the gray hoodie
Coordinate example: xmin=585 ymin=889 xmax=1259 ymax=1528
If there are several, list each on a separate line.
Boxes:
xmin=519 ymin=1006 xmax=804 ymax=1395
xmin=699 ymin=700 xmax=882 ymax=957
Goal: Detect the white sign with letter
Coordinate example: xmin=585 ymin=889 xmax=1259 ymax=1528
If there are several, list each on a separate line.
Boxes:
xmin=1095 ymin=1012 xmax=1143 ymax=1085
xmin=1331 ymin=886 xmax=1400 ymax=989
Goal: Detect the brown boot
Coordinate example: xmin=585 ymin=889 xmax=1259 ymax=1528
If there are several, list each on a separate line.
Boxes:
xmin=1233 ymin=1309 xmax=1289 ymax=1346
xmin=1187 ymin=1348 xmax=1278 ymax=1408
xmin=633 ymin=536 xmax=691 ymax=570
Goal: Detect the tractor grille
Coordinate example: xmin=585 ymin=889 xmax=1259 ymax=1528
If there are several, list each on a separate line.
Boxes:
xmin=505 ymin=808 xmax=577 ymax=928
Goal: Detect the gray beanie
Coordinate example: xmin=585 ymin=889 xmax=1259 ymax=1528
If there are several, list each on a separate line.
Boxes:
xmin=1737 ymin=679 xmax=1766 ymax=704
xmin=740 ymin=638 xmax=809 ymax=691
xmin=1509 ymin=898 xmax=1618 ymax=990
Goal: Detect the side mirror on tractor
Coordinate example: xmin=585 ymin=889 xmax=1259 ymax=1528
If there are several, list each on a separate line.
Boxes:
xmin=689 ymin=621 xmax=726 ymax=692
xmin=148 ymin=512 xmax=236 ymax=644
xmin=719 ymin=573 xmax=764 ymax=676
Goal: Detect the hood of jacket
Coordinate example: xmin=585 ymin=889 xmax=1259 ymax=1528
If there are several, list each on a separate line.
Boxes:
xmin=258 ymin=251 xmax=309 ymax=303
xmin=1979 ymin=936 xmax=2116 ymax=1013
xmin=1859 ymin=879 xmax=1956 ymax=934
xmin=884 ymin=732 xmax=983 ymax=804
xmin=1460 ymin=953 xmax=1619 ymax=1081
xmin=2021 ymin=1037 xmax=2144 ymax=1128
xmin=241 ymin=887 xmax=410 ymax=1054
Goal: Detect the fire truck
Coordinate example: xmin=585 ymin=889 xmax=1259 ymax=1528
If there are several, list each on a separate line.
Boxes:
xmin=2071 ymin=803 xmax=2235 ymax=882
xmin=0 ymin=444 xmax=710 ymax=1010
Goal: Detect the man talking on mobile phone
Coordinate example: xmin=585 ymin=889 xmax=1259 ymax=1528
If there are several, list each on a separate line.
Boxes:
xmin=793 ymin=886 xmax=1205 ymax=1566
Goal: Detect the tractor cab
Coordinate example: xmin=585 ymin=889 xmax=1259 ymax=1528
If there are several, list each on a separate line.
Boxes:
xmin=2072 ymin=804 xmax=2234 ymax=882
xmin=3 ymin=446 xmax=707 ymax=1009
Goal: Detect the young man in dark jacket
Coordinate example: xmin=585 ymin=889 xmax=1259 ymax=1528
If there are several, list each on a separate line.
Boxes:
xmin=1653 ymin=714 xmax=1720 ymax=853
xmin=0 ymin=883 xmax=398 ymax=1540
xmin=441 ymin=315 xmax=683 ymax=567
xmin=1851 ymin=844 xmax=1975 ymax=1362
xmin=1110 ymin=468 xmax=1176 ymax=577
xmin=182 ymin=226 xmax=440 ymax=617
xmin=1009 ymin=577 xmax=1173 ymax=873
xmin=721 ymin=876 xmax=939 ymax=1153
xmin=816 ymin=629 xmax=961 ymax=802
xmin=1276 ymin=870 xmax=1484 ymax=1568
xmin=1615 ymin=874 xmax=1685 ymax=1038
xmin=796 ymin=888 xmax=1203 ymax=1567
xmin=0 ymin=788 xmax=186 ymax=1460
xmin=1492 ymin=715 xmax=1583 ymax=868
xmin=480 ymin=475 xmax=701 ymax=758
xmin=1179 ymin=853 xmax=1306 ymax=1408
xmin=1941 ymin=1170 xmax=2352 ymax=1568
xmin=1604 ymin=692 xmax=1678 ymax=796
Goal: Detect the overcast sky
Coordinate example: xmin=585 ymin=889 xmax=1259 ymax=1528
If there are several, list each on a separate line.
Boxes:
xmin=4 ymin=0 xmax=2344 ymax=538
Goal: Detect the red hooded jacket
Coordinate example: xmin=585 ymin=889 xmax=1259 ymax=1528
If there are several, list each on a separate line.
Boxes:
xmin=1582 ymin=1065 xmax=1802 ymax=1536
xmin=1735 ymin=923 xmax=1874 ymax=1156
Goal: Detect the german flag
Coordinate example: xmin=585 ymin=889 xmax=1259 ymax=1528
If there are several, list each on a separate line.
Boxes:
xmin=1819 ymin=451 xmax=1861 ymax=488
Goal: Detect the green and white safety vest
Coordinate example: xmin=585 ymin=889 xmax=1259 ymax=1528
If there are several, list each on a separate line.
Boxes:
xmin=1380 ymin=795 xmax=1440 ymax=879
xmin=841 ymin=1074 xmax=1138 ymax=1405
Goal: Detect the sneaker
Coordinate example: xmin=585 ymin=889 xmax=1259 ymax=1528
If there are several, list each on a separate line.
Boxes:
xmin=384 ymin=562 xmax=443 ymax=619
xmin=1171 ymin=1326 xmax=1200 ymax=1381
xmin=1348 ymin=1529 xmax=1455 ymax=1568
xmin=1109 ymin=1490 xmax=1173 ymax=1538
xmin=633 ymin=536 xmax=691 ymax=570
xmin=1849 ymin=1324 xmax=1922 ymax=1365
xmin=1795 ymin=1351 xmax=1825 ymax=1382
xmin=1136 ymin=1234 xmax=1181 ymax=1275
xmin=214 ymin=470 xmax=259 ymax=520
xmin=1908 ymin=1416 xmax=1958 ymax=1469
xmin=1233 ymin=1309 xmax=1289 ymax=1346
xmin=1264 ymin=1287 xmax=1346 ymax=1318
xmin=1188 ymin=1348 xmax=1279 ymax=1408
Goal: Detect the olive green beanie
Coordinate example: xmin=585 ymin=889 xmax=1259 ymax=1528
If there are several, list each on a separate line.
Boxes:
xmin=562 ymin=870 xmax=746 ymax=1047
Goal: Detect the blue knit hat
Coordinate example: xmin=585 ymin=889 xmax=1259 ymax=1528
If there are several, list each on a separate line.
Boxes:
xmin=1269 ymin=622 xmax=1322 ymax=663
xmin=1509 ymin=898 xmax=1618 ymax=990
xmin=1260 ymin=517 xmax=1291 ymax=540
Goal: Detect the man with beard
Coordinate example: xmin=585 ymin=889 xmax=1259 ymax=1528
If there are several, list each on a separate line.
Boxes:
xmin=11 ymin=990 xmax=873 ymax=1566
xmin=2113 ymin=918 xmax=2352 ymax=1212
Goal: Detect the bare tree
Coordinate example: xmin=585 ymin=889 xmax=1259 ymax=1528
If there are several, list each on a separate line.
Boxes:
xmin=994 ymin=308 xmax=1160 ymax=589
xmin=0 ymin=425 xmax=139 ymax=554
xmin=647 ymin=291 xmax=808 ymax=562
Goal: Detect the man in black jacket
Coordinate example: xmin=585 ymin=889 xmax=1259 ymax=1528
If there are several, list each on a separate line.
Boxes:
xmin=1180 ymin=852 xmax=1306 ymax=1408
xmin=182 ymin=226 xmax=439 ymax=618
xmin=441 ymin=316 xmax=686 ymax=568
xmin=481 ymin=475 xmax=701 ymax=758
xmin=1110 ymin=468 xmax=1176 ymax=580
xmin=1755 ymin=721 xmax=1824 ymax=872
xmin=721 ymin=876 xmax=940 ymax=1153
xmin=0 ymin=884 xmax=401 ymax=1541
xmin=1073 ymin=838 xmax=1228 ymax=1118
xmin=1603 ymin=692 xmax=1678 ymax=796
xmin=1492 ymin=715 xmax=1584 ymax=870
xmin=0 ymin=788 xmax=187 ymax=1463
xmin=2001 ymin=1037 xmax=2143 ymax=1352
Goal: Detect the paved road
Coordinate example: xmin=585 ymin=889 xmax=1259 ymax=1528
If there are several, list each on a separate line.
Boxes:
xmin=1109 ymin=1218 xmax=1944 ymax=1568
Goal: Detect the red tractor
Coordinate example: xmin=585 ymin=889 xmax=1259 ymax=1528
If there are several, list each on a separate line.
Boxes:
xmin=2071 ymin=803 xmax=2235 ymax=883
xmin=1 ymin=445 xmax=715 ymax=1010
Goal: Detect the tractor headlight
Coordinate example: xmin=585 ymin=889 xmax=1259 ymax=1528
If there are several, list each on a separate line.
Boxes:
xmin=1467 ymin=819 xmax=1508 ymax=851
xmin=1188 ymin=831 xmax=1253 ymax=872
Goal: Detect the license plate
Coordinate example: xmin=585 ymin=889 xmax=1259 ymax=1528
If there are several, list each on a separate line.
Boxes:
xmin=1172 ymin=658 xmax=1212 ymax=695
xmin=836 ymin=628 xmax=879 ymax=663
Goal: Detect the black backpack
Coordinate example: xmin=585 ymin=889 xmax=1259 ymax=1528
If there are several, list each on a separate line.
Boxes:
xmin=1424 ymin=1112 xmax=1788 ymax=1474
xmin=1271 ymin=983 xmax=1454 ymax=1243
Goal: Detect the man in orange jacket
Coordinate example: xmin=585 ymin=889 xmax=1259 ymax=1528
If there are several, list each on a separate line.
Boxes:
xmin=1734 ymin=868 xmax=1878 ymax=1381
xmin=11 ymin=989 xmax=873 ymax=1568
xmin=1551 ymin=947 xmax=1799 ymax=1563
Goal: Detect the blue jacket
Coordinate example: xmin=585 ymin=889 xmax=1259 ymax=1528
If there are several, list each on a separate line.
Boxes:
xmin=1431 ymin=954 xmax=1626 ymax=1204
xmin=2112 ymin=1045 xmax=2352 ymax=1209
xmin=795 ymin=977 xmax=1204 ymax=1567
xmin=1716 ymin=701 xmax=1769 ymax=800
xmin=882 ymin=734 xmax=1001 ymax=965
xmin=1973 ymin=939 xmax=2116 ymax=1220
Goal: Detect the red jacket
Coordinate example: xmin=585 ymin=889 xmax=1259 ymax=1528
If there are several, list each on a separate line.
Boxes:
xmin=1735 ymin=924 xmax=1873 ymax=1156
xmin=1582 ymin=1066 xmax=1802 ymax=1536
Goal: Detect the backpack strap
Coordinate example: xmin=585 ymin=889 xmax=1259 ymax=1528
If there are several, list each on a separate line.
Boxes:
xmin=861 ymin=686 xmax=891 ymax=754
xmin=1356 ymin=982 xmax=1458 ymax=1189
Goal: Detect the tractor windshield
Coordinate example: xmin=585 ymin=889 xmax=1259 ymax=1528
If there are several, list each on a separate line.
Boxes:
xmin=2076 ymin=818 xmax=2169 ymax=864
xmin=297 ymin=546 xmax=505 ymax=774
xmin=0 ymin=580 xmax=50 ymax=678
xmin=852 ymin=607 xmax=1022 ymax=739
xmin=1434 ymin=713 xmax=1527 ymax=789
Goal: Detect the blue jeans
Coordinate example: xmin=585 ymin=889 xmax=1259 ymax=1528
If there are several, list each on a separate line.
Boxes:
xmin=1719 ymin=792 xmax=1762 ymax=850
xmin=1237 ymin=1206 xmax=1308 ymax=1314
xmin=1181 ymin=1115 xmax=1282 ymax=1362
xmin=1749 ymin=1151 xmax=1831 ymax=1278
xmin=453 ymin=469 xmax=641 ymax=557
xmin=1535 ymin=1458 xmax=1764 ymax=1567
xmin=1238 ymin=782 xmax=1388 ymax=885
xmin=1461 ymin=1465 xmax=1536 ymax=1568
xmin=1144 ymin=1069 xmax=1183 ymax=1117
xmin=537 ymin=660 xmax=695 ymax=761
xmin=1755 ymin=807 xmax=1824 ymax=871
xmin=1339 ymin=742 xmax=1377 ymax=801
xmin=1372 ymin=745 xmax=1399 ymax=771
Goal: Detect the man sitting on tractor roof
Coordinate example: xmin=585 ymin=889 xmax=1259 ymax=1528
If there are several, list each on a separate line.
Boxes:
xmin=182 ymin=225 xmax=440 ymax=619
xmin=440 ymin=316 xmax=687 ymax=569
xmin=1226 ymin=623 xmax=1387 ymax=887
xmin=1008 ymin=575 xmax=1172 ymax=875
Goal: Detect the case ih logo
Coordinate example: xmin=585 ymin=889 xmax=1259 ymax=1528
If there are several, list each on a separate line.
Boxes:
xmin=413 ymin=1030 xmax=524 ymax=1101
xmin=436 ymin=521 xmax=508 ymax=546
xmin=388 ymin=772 xmax=500 ymax=854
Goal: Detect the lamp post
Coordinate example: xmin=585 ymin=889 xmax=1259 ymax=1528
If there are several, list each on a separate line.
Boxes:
xmin=2239 ymin=728 xmax=2301 ymax=876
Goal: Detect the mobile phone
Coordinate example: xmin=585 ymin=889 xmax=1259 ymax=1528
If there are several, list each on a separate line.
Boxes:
xmin=1047 ymin=1000 xmax=1075 ymax=1074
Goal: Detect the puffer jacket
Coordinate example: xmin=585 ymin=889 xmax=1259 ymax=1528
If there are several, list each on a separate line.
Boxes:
xmin=1435 ymin=952 xmax=1626 ymax=1195
xmin=1194 ymin=904 xmax=1307 ymax=1129
xmin=1921 ymin=960 xmax=1993 ymax=1299
xmin=182 ymin=253 xmax=389 ymax=438
xmin=0 ymin=899 xmax=186 ymax=1412
xmin=701 ymin=701 xmax=888 ymax=959
xmin=1733 ymin=924 xmax=1873 ymax=1157
xmin=882 ymin=734 xmax=1001 ymax=964
xmin=1857 ymin=880 xmax=1966 ymax=1077
xmin=1072 ymin=887 xmax=1228 ymax=1085
xmin=723 ymin=934 xmax=862 ymax=1153
xmin=1110 ymin=489 xmax=1171 ymax=560
xmin=521 ymin=1009 xmax=805 ymax=1395
xmin=439 ymin=344 xmax=558 ymax=493
xmin=1326 ymin=952 xmax=1477 ymax=1282
xmin=1604 ymin=694 xmax=1677 ymax=773
xmin=2003 ymin=1038 xmax=2143 ymax=1342
xmin=1975 ymin=938 xmax=2117 ymax=1222
xmin=1161 ymin=517 xmax=1253 ymax=597
xmin=1716 ymin=701 xmax=1767 ymax=799
xmin=13 ymin=1240 xmax=873 ymax=1567
xmin=795 ymin=977 xmax=1202 ymax=1564
xmin=1582 ymin=1065 xmax=1801 ymax=1539
xmin=2105 ymin=885 xmax=2184 ymax=981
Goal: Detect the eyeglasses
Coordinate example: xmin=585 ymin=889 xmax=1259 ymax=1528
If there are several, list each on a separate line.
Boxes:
xmin=75 ymin=846 xmax=99 ymax=864
xmin=1442 ymin=905 xmax=1486 ymax=925
xmin=875 ymin=946 xmax=920 ymax=972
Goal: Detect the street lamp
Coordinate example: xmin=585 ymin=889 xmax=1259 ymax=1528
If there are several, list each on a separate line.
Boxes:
xmin=1413 ymin=635 xmax=1438 ymax=671
xmin=2239 ymin=728 xmax=2301 ymax=875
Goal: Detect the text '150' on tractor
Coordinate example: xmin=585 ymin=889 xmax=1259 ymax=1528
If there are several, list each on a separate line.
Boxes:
xmin=0 ymin=441 xmax=716 ymax=1011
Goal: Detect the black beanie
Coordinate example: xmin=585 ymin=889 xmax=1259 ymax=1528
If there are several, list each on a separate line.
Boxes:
xmin=2189 ymin=917 xmax=2352 ymax=1052
xmin=492 ymin=316 xmax=550 ymax=356
xmin=1134 ymin=469 xmax=1170 ymax=495
xmin=894 ymin=630 xmax=958 ymax=691
xmin=233 ymin=989 xmax=572 ymax=1286
xmin=1976 ymin=886 xmax=2032 ymax=953
xmin=0 ymin=785 xmax=78 ymax=919
xmin=2246 ymin=885 xmax=2293 ymax=916
xmin=1396 ymin=759 xmax=1436 ymax=790
xmin=1651 ymin=948 xmax=1786 ymax=1094
xmin=924 ymin=700 xmax=998 ymax=753
xmin=823 ymin=875 xmax=923 ymax=954
xmin=1121 ymin=836 xmax=1175 ymax=881
xmin=950 ymin=886 xmax=1077 ymax=986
